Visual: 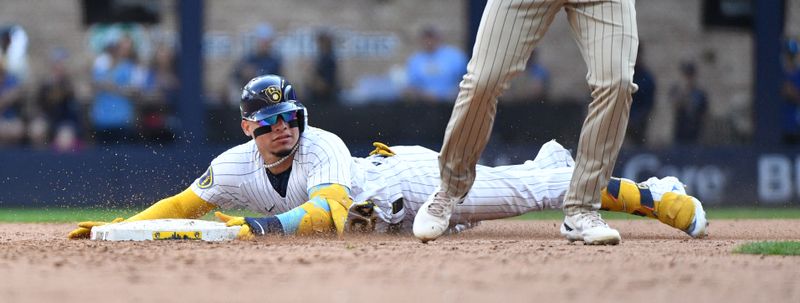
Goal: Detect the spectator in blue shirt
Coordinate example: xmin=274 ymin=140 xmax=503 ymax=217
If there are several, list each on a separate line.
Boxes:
xmin=404 ymin=26 xmax=467 ymax=103
xmin=90 ymin=34 xmax=143 ymax=144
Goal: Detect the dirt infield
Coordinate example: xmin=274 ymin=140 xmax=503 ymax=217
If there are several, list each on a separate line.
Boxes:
xmin=1 ymin=220 xmax=799 ymax=303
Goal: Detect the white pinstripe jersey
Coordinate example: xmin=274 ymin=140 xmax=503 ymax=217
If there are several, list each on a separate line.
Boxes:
xmin=190 ymin=126 xmax=352 ymax=215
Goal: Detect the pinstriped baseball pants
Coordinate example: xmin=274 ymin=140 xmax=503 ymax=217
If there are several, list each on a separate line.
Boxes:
xmin=439 ymin=0 xmax=638 ymax=215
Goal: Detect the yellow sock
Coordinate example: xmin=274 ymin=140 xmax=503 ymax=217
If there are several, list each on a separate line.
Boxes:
xmin=600 ymin=178 xmax=656 ymax=219
xmin=602 ymin=178 xmax=698 ymax=232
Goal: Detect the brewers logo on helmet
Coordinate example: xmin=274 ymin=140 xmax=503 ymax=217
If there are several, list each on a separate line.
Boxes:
xmin=264 ymin=86 xmax=282 ymax=103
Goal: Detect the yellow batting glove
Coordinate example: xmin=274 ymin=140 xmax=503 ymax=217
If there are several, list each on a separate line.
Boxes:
xmin=214 ymin=211 xmax=254 ymax=240
xmin=369 ymin=142 xmax=395 ymax=157
xmin=67 ymin=217 xmax=124 ymax=239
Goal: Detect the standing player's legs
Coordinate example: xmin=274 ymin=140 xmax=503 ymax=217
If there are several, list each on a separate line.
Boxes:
xmin=438 ymin=0 xmax=563 ymax=200
xmin=558 ymin=0 xmax=638 ymax=244
xmin=414 ymin=0 xmax=565 ymax=242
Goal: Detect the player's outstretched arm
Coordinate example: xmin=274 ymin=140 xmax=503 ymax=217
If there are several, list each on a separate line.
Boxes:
xmin=126 ymin=187 xmax=217 ymax=221
xmin=214 ymin=211 xmax=256 ymax=240
xmin=216 ymin=183 xmax=353 ymax=239
xmin=67 ymin=188 xmax=217 ymax=239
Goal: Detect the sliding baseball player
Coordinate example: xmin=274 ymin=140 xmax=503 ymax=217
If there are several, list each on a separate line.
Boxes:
xmin=68 ymin=75 xmax=707 ymax=241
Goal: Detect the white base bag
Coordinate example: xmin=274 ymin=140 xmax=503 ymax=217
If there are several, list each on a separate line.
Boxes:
xmin=91 ymin=219 xmax=242 ymax=242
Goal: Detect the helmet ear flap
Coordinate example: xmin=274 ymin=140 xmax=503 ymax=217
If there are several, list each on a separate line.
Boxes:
xmin=284 ymin=84 xmax=297 ymax=102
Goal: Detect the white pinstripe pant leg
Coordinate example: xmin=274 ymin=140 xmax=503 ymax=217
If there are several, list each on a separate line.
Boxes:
xmin=439 ymin=0 xmax=564 ymax=198
xmin=562 ymin=0 xmax=638 ymax=215
xmin=448 ymin=166 xmax=573 ymax=224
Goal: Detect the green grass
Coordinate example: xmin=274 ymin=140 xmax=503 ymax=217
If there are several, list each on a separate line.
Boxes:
xmin=1 ymin=207 xmax=800 ymax=223
xmin=733 ymin=241 xmax=800 ymax=256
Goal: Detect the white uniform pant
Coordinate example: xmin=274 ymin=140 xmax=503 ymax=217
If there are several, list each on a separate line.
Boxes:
xmin=352 ymin=141 xmax=574 ymax=232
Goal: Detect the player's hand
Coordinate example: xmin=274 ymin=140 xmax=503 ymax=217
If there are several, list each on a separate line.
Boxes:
xmin=369 ymin=142 xmax=395 ymax=157
xmin=214 ymin=211 xmax=255 ymax=240
xmin=67 ymin=217 xmax=124 ymax=239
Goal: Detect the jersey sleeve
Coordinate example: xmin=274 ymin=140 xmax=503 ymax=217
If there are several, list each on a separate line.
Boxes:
xmin=190 ymin=165 xmax=236 ymax=209
xmin=304 ymin=132 xmax=353 ymax=192
xmin=190 ymin=145 xmax=256 ymax=209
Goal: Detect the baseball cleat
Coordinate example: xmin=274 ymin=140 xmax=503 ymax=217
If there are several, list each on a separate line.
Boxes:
xmin=413 ymin=190 xmax=463 ymax=243
xmin=684 ymin=196 xmax=708 ymax=238
xmin=641 ymin=177 xmax=708 ymax=238
xmin=653 ymin=192 xmax=708 ymax=238
xmin=560 ymin=211 xmax=620 ymax=245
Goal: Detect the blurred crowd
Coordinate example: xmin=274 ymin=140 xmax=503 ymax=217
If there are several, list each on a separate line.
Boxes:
xmin=1 ymin=21 xmax=766 ymax=151
xmin=0 ymin=25 xmax=180 ymax=151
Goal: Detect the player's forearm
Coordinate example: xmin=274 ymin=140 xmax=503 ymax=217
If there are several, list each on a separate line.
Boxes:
xmin=126 ymin=188 xmax=217 ymax=221
xmin=244 ymin=183 xmax=353 ymax=236
xmin=246 ymin=195 xmax=335 ymax=236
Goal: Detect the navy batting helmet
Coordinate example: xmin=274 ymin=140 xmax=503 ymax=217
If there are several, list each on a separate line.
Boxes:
xmin=240 ymin=74 xmax=307 ymax=133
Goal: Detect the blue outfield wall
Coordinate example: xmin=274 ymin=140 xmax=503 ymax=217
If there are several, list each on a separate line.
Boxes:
xmin=0 ymin=145 xmax=229 ymax=208
xmin=619 ymin=147 xmax=799 ymax=206
xmin=0 ymin=97 xmax=793 ymax=208
xmin=1 ymin=142 xmax=799 ymax=207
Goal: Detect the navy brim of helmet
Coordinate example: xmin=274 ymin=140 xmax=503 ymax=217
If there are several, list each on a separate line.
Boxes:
xmin=244 ymin=101 xmax=305 ymax=122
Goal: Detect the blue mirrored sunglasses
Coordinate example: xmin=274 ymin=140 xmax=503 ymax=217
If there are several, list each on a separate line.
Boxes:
xmin=256 ymin=110 xmax=300 ymax=127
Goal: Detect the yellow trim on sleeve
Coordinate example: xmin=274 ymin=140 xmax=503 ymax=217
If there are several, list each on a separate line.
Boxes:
xmin=126 ymin=187 xmax=217 ymax=221
xmin=296 ymin=201 xmax=336 ymax=236
xmin=309 ymin=184 xmax=353 ymax=237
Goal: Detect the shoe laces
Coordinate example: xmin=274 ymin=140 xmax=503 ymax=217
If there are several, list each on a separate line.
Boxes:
xmin=427 ymin=192 xmax=457 ymax=217
xmin=575 ymin=212 xmax=608 ymax=228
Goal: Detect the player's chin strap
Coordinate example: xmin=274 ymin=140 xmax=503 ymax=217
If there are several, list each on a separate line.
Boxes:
xmin=263 ymin=143 xmax=299 ymax=169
